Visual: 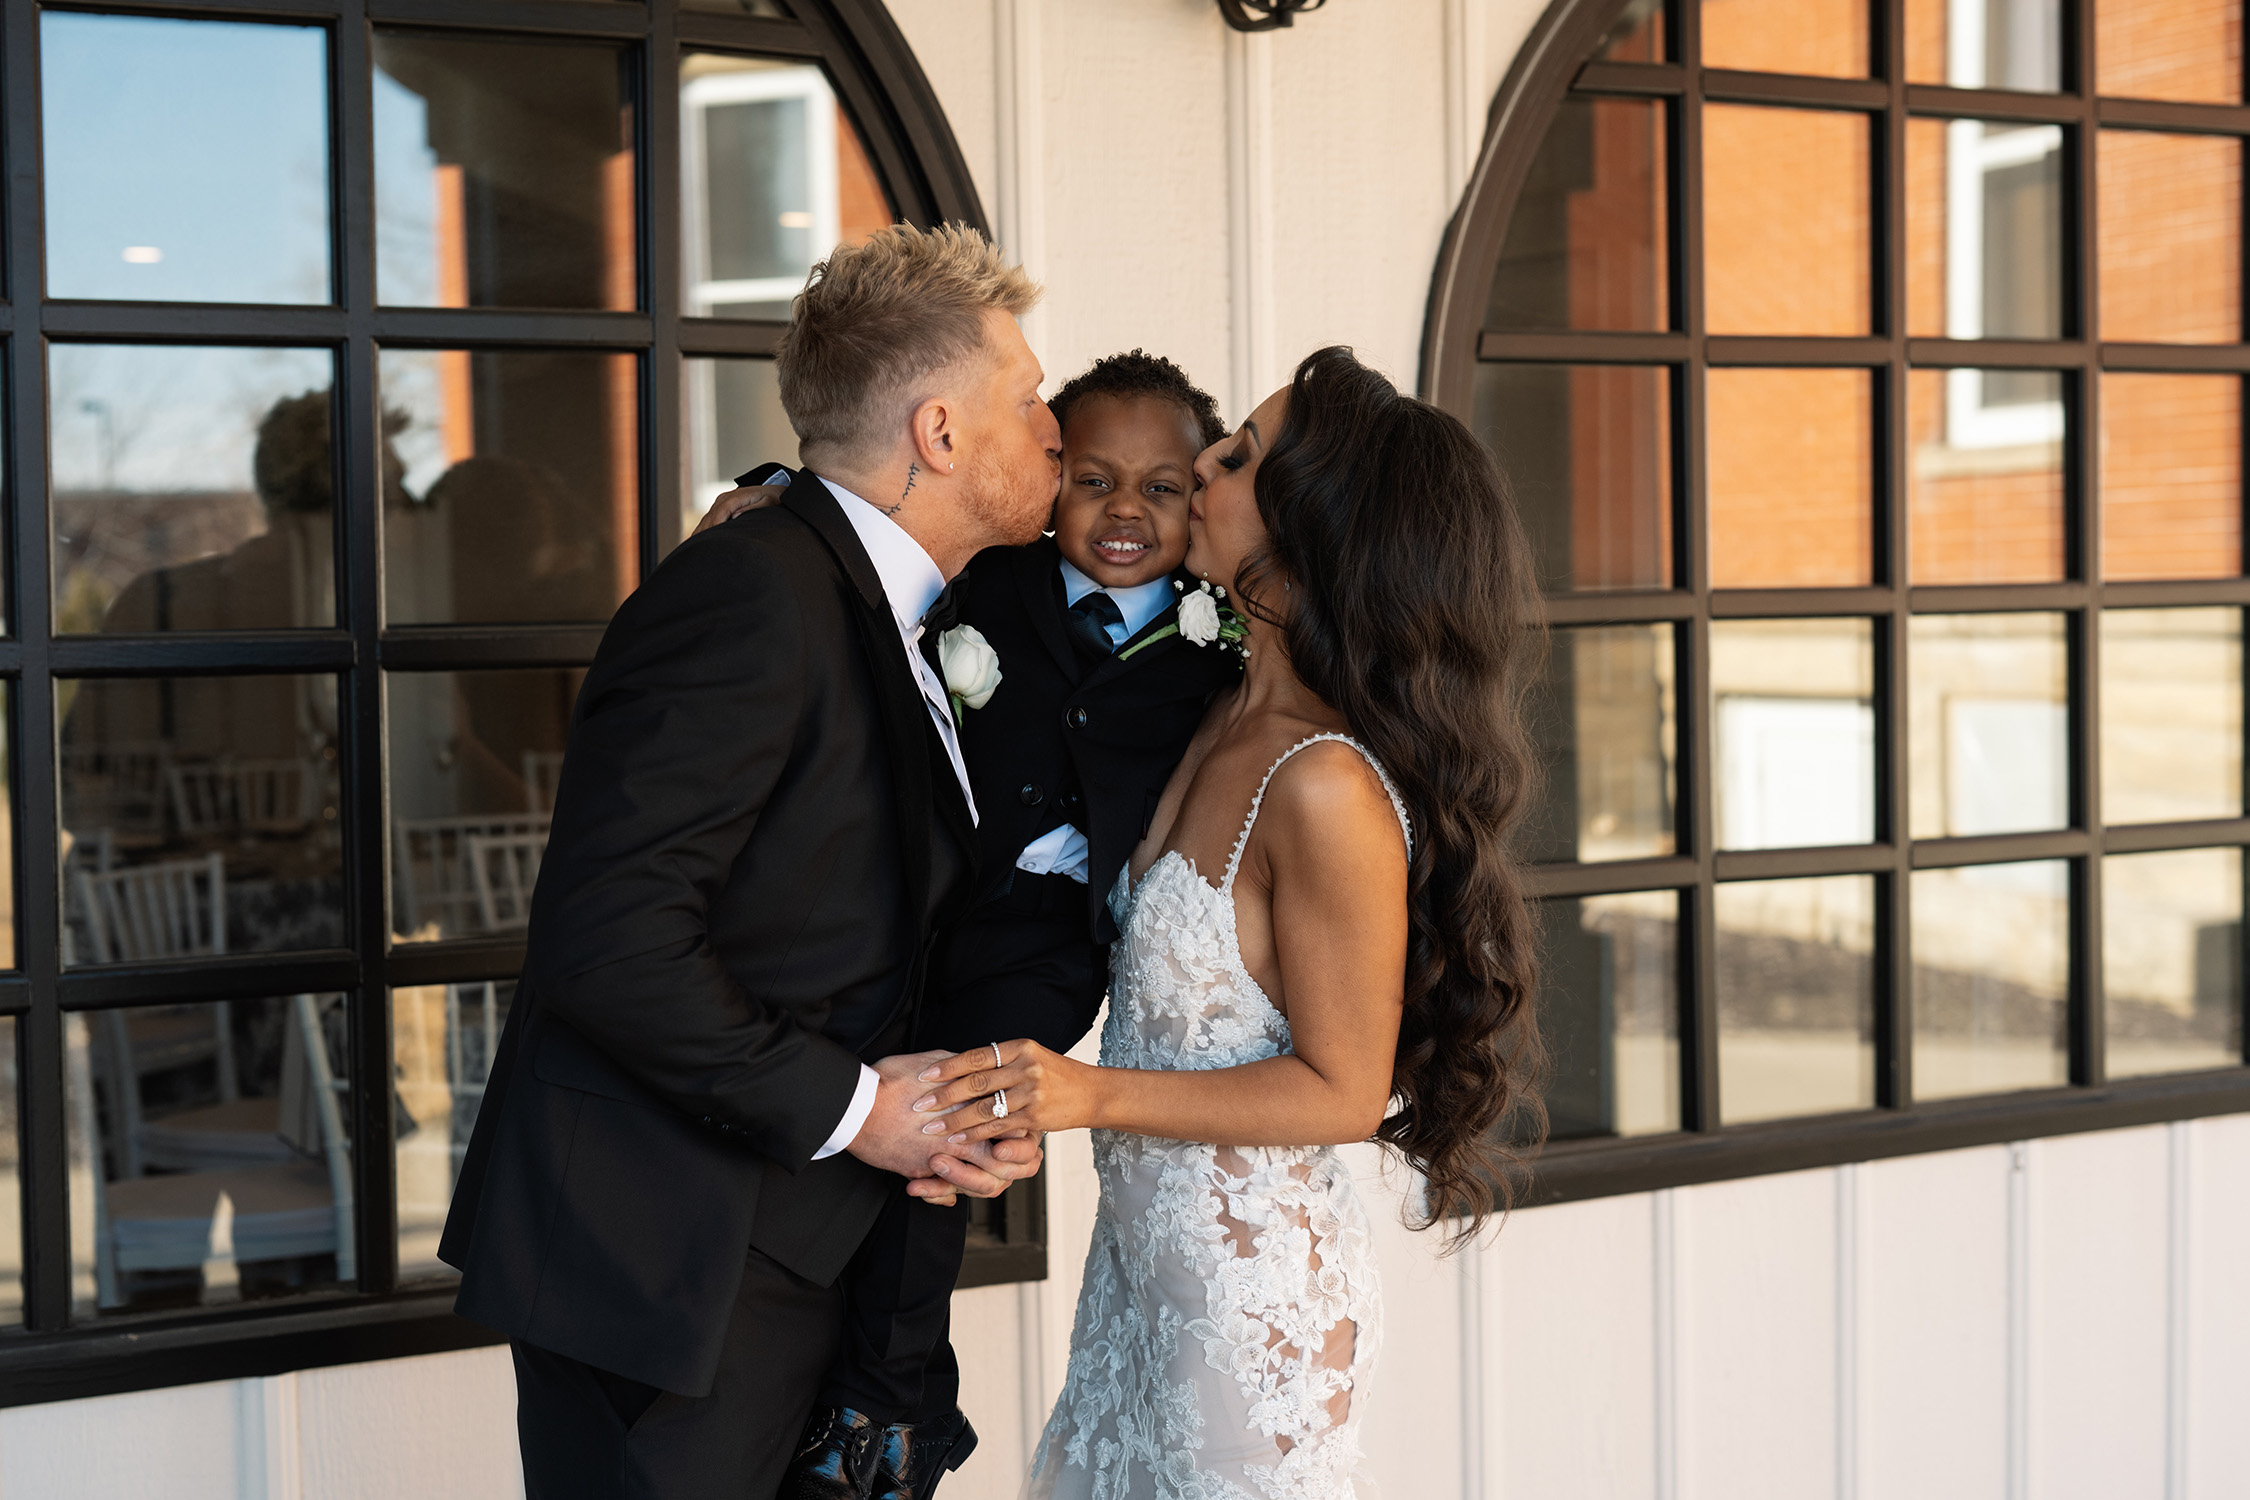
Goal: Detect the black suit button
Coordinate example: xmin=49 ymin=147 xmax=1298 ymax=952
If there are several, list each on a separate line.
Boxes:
xmin=1061 ymin=791 xmax=1082 ymax=813
xmin=1066 ymin=706 xmax=1090 ymax=730
xmin=1020 ymin=783 xmax=1045 ymax=807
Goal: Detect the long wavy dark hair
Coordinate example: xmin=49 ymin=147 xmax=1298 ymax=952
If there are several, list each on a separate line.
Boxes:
xmin=1236 ymin=346 xmax=1547 ymax=1241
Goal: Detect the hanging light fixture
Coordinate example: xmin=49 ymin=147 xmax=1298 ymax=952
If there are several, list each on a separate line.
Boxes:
xmin=1215 ymin=0 xmax=1328 ymax=30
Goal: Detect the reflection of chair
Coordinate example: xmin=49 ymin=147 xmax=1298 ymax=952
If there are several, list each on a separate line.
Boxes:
xmin=466 ymin=832 xmax=545 ymax=931
xmin=61 ymin=742 xmax=171 ymax=843
xmin=169 ymin=758 xmax=318 ymax=836
xmin=522 ymin=750 xmax=567 ymax=813
xmin=393 ymin=815 xmax=550 ymax=937
xmin=74 ymin=994 xmax=355 ymax=1310
xmin=72 ymin=855 xmax=239 ymax=1179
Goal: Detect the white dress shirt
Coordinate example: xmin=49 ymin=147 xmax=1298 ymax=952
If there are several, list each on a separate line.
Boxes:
xmin=1013 ymin=560 xmax=1177 ymax=884
xmin=812 ymin=475 xmax=980 ymax=1161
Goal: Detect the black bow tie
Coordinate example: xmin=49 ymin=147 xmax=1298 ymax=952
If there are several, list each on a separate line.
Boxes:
xmin=1067 ymin=590 xmax=1126 ymax=659
xmin=919 ymin=583 xmax=960 ymax=637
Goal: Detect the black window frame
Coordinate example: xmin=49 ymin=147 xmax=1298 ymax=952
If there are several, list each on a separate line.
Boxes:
xmin=1425 ymin=0 xmax=2250 ymax=1208
xmin=0 ymin=0 xmax=1031 ymax=1406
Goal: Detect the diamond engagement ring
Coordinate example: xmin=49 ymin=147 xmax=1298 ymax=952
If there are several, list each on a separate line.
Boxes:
xmin=992 ymin=1089 xmax=1009 ymax=1120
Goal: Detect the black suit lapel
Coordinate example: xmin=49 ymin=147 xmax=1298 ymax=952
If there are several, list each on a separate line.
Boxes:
xmin=1011 ymin=538 xmax=1082 ymax=680
xmin=782 ymin=474 xmax=935 ymax=943
xmin=1084 ymin=571 xmax=1204 ymax=690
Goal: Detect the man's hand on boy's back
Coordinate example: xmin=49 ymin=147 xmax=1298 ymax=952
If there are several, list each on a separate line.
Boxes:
xmin=693 ymin=483 xmax=786 ymax=536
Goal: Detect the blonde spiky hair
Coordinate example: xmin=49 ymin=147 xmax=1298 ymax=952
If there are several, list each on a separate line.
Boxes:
xmin=777 ymin=222 xmax=1041 ymax=467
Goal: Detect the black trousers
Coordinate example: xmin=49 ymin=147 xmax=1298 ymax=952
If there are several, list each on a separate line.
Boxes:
xmin=820 ymin=872 xmax=1109 ymax=1423
xmin=513 ymin=1247 xmax=842 ymax=1500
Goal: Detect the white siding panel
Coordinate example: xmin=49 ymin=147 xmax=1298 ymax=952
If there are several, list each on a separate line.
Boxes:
xmin=1266 ymin=0 xmax=1451 ymax=394
xmin=1675 ymin=1167 xmax=1839 ymax=1500
xmin=1036 ymin=2 xmax=1233 ymax=408
xmin=2027 ymin=1125 xmax=2169 ymax=1500
xmin=0 ymin=1379 xmax=244 ymax=1500
xmin=2186 ymin=1112 xmax=2250 ymax=1497
xmin=1489 ymin=1191 xmax=1661 ymax=1500
xmin=293 ymin=1346 xmax=521 ymax=1500
xmin=1858 ymin=1144 xmax=2011 ymax=1500
xmin=946 ymin=1282 xmax=1033 ymax=1500
xmin=1349 ymin=1145 xmax=1465 ymax=1499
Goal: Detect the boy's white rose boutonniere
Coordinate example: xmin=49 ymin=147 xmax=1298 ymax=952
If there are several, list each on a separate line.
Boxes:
xmin=938 ymin=623 xmax=1002 ymax=722
xmin=1120 ymin=579 xmax=1251 ymax=661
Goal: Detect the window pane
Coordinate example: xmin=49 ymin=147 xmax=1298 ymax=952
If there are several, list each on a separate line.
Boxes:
xmin=1908 ymin=368 xmax=2066 ymax=584
xmin=1474 ymin=364 xmax=1671 ymax=592
xmin=382 ymin=350 xmax=637 ymax=625
xmin=1906 ymin=118 xmax=2064 ymax=340
xmin=680 ymin=0 xmax=795 ymax=17
xmin=1715 ymin=875 xmax=1877 ymax=1123
xmin=2101 ymin=608 xmax=2243 ymax=825
xmin=59 ymin=676 xmax=344 ymax=966
xmin=683 ymin=357 xmax=799 ymax=540
xmin=683 ymin=55 xmax=897 ymax=319
xmin=1909 ymin=614 xmax=2069 ymax=840
xmin=1486 ymin=98 xmax=1669 ymax=333
xmin=1707 ymin=368 xmax=1873 ymax=587
xmin=1705 ymin=106 xmax=1871 ymax=336
xmin=389 ymin=670 xmax=579 ymax=943
xmin=52 ymin=346 xmax=338 ymax=635
xmin=0 ymin=692 xmax=13 ymax=970
xmin=1913 ymin=862 xmax=2071 ymax=1099
xmin=1597 ymin=0 xmax=1666 ymax=61
xmin=2100 ymin=374 xmax=2241 ymax=581
xmin=67 ymin=995 xmax=353 ymax=1317
xmin=42 ymin=14 xmax=330 ymax=304
xmin=1702 ymin=0 xmax=1868 ymax=76
xmin=0 ymin=1019 xmax=19 ymax=1323
xmin=375 ymin=33 xmax=636 ymax=310
xmin=2105 ymin=848 xmax=2244 ymax=1078
xmin=2099 ymin=132 xmax=2241 ymax=344
xmin=1713 ymin=618 xmax=1876 ymax=850
xmin=2097 ymin=0 xmax=2243 ymax=103
xmin=1907 ymin=0 xmax=2064 ymax=89
xmin=1536 ymin=892 xmax=1680 ymax=1140
xmin=1528 ymin=625 xmax=1678 ymax=863
xmin=397 ymin=979 xmax=515 ymax=1280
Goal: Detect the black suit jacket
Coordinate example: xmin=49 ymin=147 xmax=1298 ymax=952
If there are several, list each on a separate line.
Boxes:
xmin=439 ymin=473 xmax=976 ymax=1397
xmin=948 ymin=537 xmax=1242 ymax=944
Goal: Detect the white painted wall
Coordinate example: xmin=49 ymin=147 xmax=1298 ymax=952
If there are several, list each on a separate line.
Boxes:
xmin=9 ymin=1115 xmax=2247 ymax=1498
xmin=8 ymin=6 xmax=2246 ymax=1498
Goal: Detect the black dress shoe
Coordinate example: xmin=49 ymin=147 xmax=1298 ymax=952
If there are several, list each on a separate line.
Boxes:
xmin=868 ymin=1409 xmax=978 ymax=1500
xmin=782 ymin=1406 xmax=882 ymax=1500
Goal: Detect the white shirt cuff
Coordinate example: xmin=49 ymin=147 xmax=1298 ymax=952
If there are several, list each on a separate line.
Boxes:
xmin=812 ymin=1063 xmax=882 ymax=1161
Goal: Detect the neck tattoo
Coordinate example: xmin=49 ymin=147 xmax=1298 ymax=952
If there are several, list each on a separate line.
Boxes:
xmin=884 ymin=463 xmax=918 ymax=519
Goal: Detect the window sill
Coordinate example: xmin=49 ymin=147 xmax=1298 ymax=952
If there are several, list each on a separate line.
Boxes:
xmin=1519 ymin=1068 xmax=2250 ymax=1207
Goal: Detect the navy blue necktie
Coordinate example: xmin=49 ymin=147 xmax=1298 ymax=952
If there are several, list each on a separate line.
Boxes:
xmin=1067 ymin=590 xmax=1125 ymax=658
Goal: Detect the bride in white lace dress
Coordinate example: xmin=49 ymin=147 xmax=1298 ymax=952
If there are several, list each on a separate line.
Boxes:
xmin=916 ymin=348 xmax=1547 ymax=1499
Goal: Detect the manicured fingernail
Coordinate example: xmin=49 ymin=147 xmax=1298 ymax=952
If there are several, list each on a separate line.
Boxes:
xmin=912 ymin=1095 xmax=936 ymax=1111
xmin=919 ymin=1066 xmax=941 ymax=1081
xmin=948 ymin=1133 xmax=967 ymax=1144
xmin=922 ymin=1120 xmax=947 ymax=1134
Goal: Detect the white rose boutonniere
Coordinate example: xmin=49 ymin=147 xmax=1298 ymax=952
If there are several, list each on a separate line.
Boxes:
xmin=938 ymin=623 xmax=1002 ymax=721
xmin=1118 ymin=579 xmax=1252 ymax=663
xmin=1177 ymin=587 xmax=1222 ymax=645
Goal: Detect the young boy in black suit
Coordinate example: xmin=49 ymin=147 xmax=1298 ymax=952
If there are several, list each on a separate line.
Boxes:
xmin=777 ymin=352 xmax=1242 ymax=1499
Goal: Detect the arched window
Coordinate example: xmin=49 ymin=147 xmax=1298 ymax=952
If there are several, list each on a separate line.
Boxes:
xmin=2 ymin=0 xmax=1010 ymax=1394
xmin=1426 ymin=0 xmax=2249 ymax=1192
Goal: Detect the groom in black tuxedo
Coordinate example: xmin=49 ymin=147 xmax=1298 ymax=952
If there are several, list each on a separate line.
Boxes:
xmin=438 ymin=224 xmax=1061 ymax=1500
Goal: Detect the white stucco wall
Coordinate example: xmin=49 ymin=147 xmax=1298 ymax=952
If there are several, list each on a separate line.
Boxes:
xmin=8 ymin=5 xmax=2247 ymax=1497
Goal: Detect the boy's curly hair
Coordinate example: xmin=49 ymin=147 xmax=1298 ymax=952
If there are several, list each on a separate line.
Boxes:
xmin=1047 ymin=350 xmax=1227 ymax=448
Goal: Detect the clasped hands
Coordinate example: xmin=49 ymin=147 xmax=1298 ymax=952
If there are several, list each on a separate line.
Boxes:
xmin=845 ymin=1051 xmax=1046 ymax=1207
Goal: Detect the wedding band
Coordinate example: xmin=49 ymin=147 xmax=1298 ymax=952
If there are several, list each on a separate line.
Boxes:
xmin=992 ymin=1089 xmax=1009 ymax=1120
xmin=990 ymin=1042 xmax=1004 ymax=1071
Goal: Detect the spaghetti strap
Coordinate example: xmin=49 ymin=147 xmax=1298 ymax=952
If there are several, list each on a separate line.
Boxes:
xmin=1219 ymin=732 xmax=1415 ymax=894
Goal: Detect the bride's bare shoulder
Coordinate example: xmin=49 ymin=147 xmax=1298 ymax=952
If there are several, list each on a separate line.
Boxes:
xmin=1251 ymin=737 xmax=1408 ymax=874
